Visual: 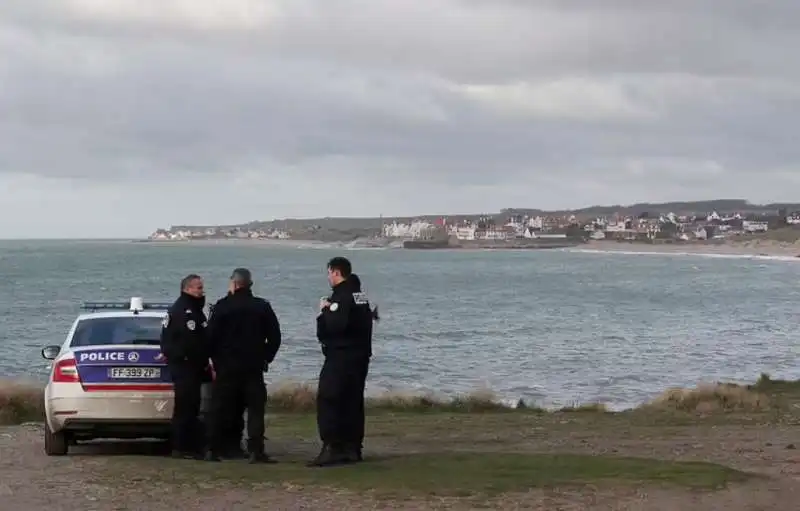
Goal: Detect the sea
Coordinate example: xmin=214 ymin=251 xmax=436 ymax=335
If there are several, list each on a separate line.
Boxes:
xmin=2 ymin=239 xmax=800 ymax=411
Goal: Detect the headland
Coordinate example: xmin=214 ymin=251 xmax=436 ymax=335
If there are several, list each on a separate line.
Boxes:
xmin=142 ymin=199 xmax=800 ymax=257
xmin=2 ymin=374 xmax=800 ymax=509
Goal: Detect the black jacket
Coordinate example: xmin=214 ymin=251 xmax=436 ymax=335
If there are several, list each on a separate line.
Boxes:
xmin=316 ymin=277 xmax=373 ymax=356
xmin=208 ymin=288 xmax=282 ymax=374
xmin=159 ymin=292 xmax=210 ymax=372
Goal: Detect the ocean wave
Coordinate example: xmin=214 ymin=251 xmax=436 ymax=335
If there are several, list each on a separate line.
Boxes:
xmin=294 ymin=242 xmax=340 ymax=250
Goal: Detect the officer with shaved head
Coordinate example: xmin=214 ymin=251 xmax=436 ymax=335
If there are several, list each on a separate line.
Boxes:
xmin=160 ymin=274 xmax=210 ymax=459
xmin=205 ymin=268 xmax=282 ymax=463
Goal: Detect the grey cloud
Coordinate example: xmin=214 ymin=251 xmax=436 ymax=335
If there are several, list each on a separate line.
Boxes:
xmin=0 ymin=0 xmax=798 ymax=222
xmin=6 ymin=0 xmax=799 ymax=82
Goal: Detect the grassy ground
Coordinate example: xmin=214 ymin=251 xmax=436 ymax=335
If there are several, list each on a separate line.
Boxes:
xmin=2 ymin=374 xmax=800 ymax=508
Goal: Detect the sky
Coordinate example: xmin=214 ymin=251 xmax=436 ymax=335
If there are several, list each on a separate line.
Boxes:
xmin=1 ymin=1 xmax=799 ymax=238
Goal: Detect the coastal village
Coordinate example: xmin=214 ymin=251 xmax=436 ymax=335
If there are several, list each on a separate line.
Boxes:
xmin=148 ymin=226 xmax=292 ymax=241
xmin=147 ymin=207 xmax=799 ymax=244
xmin=381 ymin=211 xmax=774 ymax=243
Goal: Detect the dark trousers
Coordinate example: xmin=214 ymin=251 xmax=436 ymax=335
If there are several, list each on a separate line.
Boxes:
xmin=170 ymin=366 xmax=203 ymax=453
xmin=223 ymin=395 xmax=246 ymax=451
xmin=208 ymin=370 xmax=266 ymax=454
xmin=316 ymin=351 xmax=370 ymax=448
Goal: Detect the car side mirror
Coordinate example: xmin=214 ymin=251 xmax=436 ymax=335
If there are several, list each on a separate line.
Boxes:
xmin=41 ymin=345 xmax=61 ymax=360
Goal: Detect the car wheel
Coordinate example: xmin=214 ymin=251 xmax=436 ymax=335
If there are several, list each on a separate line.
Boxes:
xmin=44 ymin=422 xmax=69 ymax=456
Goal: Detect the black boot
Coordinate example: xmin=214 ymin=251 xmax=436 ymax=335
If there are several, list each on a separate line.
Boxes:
xmin=248 ymin=452 xmax=277 ymax=464
xmin=307 ymin=443 xmax=349 ymax=467
xmin=342 ymin=443 xmax=361 ymax=463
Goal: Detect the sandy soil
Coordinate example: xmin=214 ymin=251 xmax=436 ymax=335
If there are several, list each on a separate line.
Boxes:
xmin=2 ymin=419 xmax=800 ymax=510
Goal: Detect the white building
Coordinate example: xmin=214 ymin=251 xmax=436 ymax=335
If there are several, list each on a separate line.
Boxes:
xmin=742 ymin=221 xmax=768 ymax=233
xmin=527 ymin=216 xmax=543 ymax=230
xmin=382 ymin=220 xmax=435 ymax=238
xmin=452 ymin=225 xmax=477 ymax=240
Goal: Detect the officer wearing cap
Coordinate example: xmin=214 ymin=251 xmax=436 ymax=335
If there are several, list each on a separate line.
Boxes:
xmin=159 ymin=273 xmax=210 ymax=459
xmin=205 ymin=268 xmax=282 ymax=463
xmin=309 ymin=257 xmax=377 ymax=467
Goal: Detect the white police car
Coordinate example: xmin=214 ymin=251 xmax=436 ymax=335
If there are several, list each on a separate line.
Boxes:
xmin=41 ymin=298 xmax=176 ymax=456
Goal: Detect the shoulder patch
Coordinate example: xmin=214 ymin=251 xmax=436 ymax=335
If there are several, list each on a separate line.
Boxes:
xmin=329 ymin=302 xmax=339 ymax=312
xmin=162 ymin=314 xmax=170 ymax=328
xmin=186 ymin=320 xmax=196 ymax=330
xmin=352 ymin=292 xmax=369 ymax=305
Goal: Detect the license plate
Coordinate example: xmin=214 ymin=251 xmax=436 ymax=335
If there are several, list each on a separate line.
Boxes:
xmin=108 ymin=367 xmax=161 ymax=379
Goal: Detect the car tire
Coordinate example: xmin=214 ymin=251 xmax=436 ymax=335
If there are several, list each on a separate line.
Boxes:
xmin=44 ymin=422 xmax=69 ymax=456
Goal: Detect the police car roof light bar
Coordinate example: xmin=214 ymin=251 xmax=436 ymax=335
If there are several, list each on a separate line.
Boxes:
xmin=81 ymin=298 xmax=173 ymax=312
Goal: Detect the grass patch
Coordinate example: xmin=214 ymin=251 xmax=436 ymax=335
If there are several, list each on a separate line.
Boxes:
xmin=645 ymin=383 xmax=771 ymax=413
xmin=0 ymin=380 xmax=45 ymax=425
xmin=751 ymin=372 xmax=800 ymax=394
xmin=98 ymin=452 xmax=750 ymax=496
xmin=4 ymin=374 xmax=800 ymax=426
xmin=738 ymin=227 xmax=800 ymax=244
xmin=268 ymin=383 xmax=535 ymax=413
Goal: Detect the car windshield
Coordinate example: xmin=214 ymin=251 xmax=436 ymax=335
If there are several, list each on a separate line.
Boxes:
xmin=70 ymin=316 xmax=163 ymax=347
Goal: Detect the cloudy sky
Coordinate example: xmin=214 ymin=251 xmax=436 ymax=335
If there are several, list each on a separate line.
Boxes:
xmin=1 ymin=1 xmax=798 ymax=238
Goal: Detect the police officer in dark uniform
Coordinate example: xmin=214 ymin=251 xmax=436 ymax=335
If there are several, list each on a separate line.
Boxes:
xmin=159 ymin=274 xmax=210 ymax=459
xmin=309 ymin=257 xmax=376 ymax=467
xmin=206 ymin=300 xmax=247 ymax=459
xmin=205 ymin=268 xmax=282 ymax=463
xmin=346 ymin=273 xmax=378 ymax=460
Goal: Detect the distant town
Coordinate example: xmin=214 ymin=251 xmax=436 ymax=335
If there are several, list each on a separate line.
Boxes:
xmin=146 ymin=200 xmax=800 ymax=246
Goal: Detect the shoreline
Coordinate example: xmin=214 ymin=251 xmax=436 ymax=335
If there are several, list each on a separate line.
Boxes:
xmin=0 ymin=372 xmax=787 ymax=413
xmin=575 ymin=239 xmax=800 ymax=258
xmin=134 ymin=237 xmax=800 ymax=258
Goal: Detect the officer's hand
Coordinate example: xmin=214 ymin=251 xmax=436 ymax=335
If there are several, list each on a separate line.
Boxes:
xmin=319 ymin=298 xmax=330 ymax=311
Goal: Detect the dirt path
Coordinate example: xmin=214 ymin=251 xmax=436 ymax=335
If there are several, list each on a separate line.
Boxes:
xmin=2 ymin=421 xmax=800 ymax=510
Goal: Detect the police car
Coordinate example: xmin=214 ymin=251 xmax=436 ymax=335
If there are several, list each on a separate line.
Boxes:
xmin=41 ymin=297 xmax=177 ymax=456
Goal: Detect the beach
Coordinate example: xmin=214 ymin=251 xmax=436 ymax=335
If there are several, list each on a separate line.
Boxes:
xmin=579 ymin=238 xmax=800 ymax=258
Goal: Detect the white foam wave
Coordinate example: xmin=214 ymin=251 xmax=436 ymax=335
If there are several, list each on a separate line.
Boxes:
xmin=294 ymin=242 xmax=339 ymax=250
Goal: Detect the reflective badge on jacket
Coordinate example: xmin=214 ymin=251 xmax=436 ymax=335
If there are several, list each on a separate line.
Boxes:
xmin=329 ymin=303 xmax=339 ymax=312
xmin=352 ymin=292 xmax=369 ymax=305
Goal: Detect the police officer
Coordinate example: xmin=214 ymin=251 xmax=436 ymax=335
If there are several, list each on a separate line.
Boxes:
xmin=309 ymin=257 xmax=376 ymax=467
xmin=205 ymin=268 xmax=282 ymax=463
xmin=347 ymin=273 xmax=378 ymax=460
xmin=208 ymin=298 xmax=248 ymax=459
xmin=159 ymin=274 xmax=210 ymax=459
